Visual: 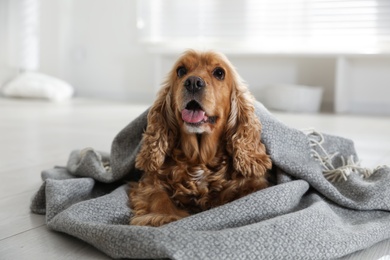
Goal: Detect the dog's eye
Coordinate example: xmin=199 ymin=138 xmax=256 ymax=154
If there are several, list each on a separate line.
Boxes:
xmin=212 ymin=67 xmax=225 ymax=80
xmin=177 ymin=66 xmax=187 ymax=78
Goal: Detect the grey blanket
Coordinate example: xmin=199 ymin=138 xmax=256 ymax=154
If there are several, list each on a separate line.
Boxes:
xmin=30 ymin=102 xmax=390 ymax=259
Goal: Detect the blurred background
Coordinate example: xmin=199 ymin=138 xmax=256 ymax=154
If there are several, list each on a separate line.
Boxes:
xmin=0 ymin=0 xmax=389 ymax=114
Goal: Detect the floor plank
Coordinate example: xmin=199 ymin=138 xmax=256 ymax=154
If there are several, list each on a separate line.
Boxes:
xmin=0 ymin=226 xmax=110 ymax=260
xmin=0 ymin=191 xmax=45 ymax=240
xmin=0 ymin=163 xmax=65 ymax=198
xmin=340 ymin=239 xmax=390 ymax=260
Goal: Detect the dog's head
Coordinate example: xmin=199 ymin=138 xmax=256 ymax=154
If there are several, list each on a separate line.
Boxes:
xmin=136 ymin=50 xmax=271 ymax=176
xmin=171 ymin=50 xmax=233 ymax=134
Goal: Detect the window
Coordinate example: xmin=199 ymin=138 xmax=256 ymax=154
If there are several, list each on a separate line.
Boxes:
xmin=137 ymin=0 xmax=390 ymax=54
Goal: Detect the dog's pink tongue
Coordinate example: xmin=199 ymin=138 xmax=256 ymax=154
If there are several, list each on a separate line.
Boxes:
xmin=182 ymin=109 xmax=206 ymax=123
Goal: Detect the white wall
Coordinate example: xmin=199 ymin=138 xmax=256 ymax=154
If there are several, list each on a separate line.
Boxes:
xmin=0 ymin=1 xmax=7 ymax=84
xmin=0 ymin=0 xmax=15 ymax=85
xmin=1 ymin=0 xmax=157 ymax=104
xmin=46 ymin=0 xmax=156 ymax=103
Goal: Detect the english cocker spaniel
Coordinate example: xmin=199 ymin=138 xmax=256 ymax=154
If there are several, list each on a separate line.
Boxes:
xmin=130 ymin=50 xmax=272 ymax=227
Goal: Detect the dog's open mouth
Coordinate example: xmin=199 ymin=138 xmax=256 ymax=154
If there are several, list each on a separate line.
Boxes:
xmin=181 ymin=100 xmax=216 ymax=125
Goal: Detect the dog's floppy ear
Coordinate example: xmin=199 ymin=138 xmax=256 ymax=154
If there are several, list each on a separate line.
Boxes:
xmin=225 ymin=71 xmax=272 ymax=177
xmin=135 ymin=81 xmax=178 ymax=172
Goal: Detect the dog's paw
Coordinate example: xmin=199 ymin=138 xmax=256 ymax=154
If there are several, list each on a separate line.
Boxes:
xmin=130 ymin=213 xmax=186 ymax=227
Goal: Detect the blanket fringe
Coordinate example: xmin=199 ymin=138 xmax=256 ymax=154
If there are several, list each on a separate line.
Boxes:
xmin=302 ymin=129 xmax=386 ymax=182
xmin=80 ymin=147 xmax=112 ymax=172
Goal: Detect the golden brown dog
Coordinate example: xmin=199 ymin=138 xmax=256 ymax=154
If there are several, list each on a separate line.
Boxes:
xmin=130 ymin=50 xmax=272 ymax=227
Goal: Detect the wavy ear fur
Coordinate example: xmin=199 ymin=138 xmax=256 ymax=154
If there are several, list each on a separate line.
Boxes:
xmin=135 ymin=82 xmax=177 ymax=172
xmin=226 ymin=74 xmax=272 ymax=177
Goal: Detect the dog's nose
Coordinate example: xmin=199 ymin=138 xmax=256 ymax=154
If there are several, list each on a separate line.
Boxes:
xmin=184 ymin=76 xmax=205 ymax=93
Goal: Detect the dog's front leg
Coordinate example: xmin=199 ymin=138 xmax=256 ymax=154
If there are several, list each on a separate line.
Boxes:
xmin=130 ymin=182 xmax=189 ymax=227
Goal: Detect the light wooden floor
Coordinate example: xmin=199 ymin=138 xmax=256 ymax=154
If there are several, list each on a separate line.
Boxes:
xmin=0 ymin=97 xmax=389 ymax=259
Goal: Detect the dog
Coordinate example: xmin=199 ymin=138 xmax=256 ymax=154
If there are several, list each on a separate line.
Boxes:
xmin=130 ymin=50 xmax=272 ymax=227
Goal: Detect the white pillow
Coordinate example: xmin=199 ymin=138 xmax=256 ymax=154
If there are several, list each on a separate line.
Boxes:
xmin=1 ymin=72 xmax=74 ymax=101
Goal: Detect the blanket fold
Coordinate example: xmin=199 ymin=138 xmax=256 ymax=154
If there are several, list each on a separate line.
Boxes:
xmin=30 ymin=102 xmax=390 ymax=259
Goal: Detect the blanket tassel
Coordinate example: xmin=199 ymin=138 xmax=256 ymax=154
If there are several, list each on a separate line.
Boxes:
xmin=303 ymin=129 xmax=386 ymax=182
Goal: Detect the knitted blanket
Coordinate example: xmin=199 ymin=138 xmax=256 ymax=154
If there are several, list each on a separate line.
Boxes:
xmin=30 ymin=102 xmax=390 ymax=259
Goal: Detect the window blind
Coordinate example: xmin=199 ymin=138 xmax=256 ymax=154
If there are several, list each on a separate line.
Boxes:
xmin=136 ymin=0 xmax=390 ymax=53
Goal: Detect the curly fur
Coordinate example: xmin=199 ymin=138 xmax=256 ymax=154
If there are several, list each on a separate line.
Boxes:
xmin=130 ymin=50 xmax=272 ymax=227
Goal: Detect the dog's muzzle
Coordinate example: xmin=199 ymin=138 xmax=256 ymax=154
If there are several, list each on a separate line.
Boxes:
xmin=184 ymin=76 xmax=205 ymax=94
